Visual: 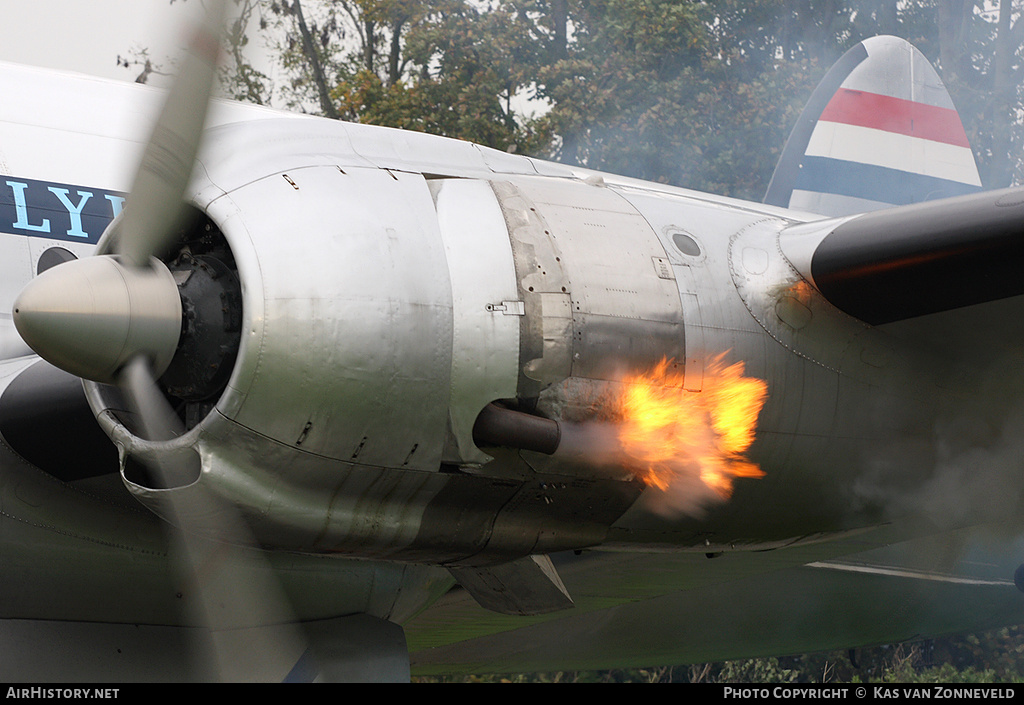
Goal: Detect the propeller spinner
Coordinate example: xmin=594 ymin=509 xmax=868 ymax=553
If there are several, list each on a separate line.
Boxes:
xmin=13 ymin=255 xmax=182 ymax=386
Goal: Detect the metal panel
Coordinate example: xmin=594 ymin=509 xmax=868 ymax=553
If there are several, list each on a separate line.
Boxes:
xmin=430 ymin=179 xmax=520 ymax=466
xmin=522 ymin=292 xmax=573 ymax=385
xmin=489 ymin=180 xmax=572 ymax=398
xmin=507 ymin=177 xmax=685 ymax=382
xmin=220 ymin=166 xmax=453 ymax=471
xmin=679 ymin=292 xmax=704 ymax=392
xmin=572 ymin=313 xmax=684 ymax=381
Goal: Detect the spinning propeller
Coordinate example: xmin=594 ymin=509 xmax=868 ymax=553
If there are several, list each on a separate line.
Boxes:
xmin=11 ymin=1 xmax=314 ymax=681
xmin=12 ymin=0 xmax=225 ymax=435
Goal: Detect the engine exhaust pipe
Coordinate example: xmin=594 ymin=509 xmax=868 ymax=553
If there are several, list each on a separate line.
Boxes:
xmin=472 ymin=403 xmax=562 ymax=456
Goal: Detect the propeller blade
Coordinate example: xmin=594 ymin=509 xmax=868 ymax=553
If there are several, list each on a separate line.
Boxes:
xmin=15 ymin=0 xmax=314 ymax=680
xmin=117 ymin=355 xmax=198 ymax=488
xmin=118 ymin=0 xmax=227 ymax=268
xmin=119 ymin=353 xmax=312 ymax=681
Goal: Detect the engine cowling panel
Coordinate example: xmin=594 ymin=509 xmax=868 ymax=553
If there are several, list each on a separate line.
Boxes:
xmin=84 ymin=127 xmax=696 ymax=563
xmin=219 ymin=166 xmax=457 ymax=470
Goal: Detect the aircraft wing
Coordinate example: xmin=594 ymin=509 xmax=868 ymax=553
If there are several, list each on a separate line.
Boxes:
xmin=407 ymin=527 xmax=1024 ymax=675
xmin=777 ymin=186 xmax=1024 ymax=372
xmin=766 ymin=34 xmax=1024 ymax=362
xmin=780 ymin=187 xmax=1024 ymax=326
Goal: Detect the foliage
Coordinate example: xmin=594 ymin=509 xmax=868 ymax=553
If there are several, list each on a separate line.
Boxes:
xmin=414 ymin=625 xmax=1024 ymax=682
xmin=333 ymin=2 xmax=554 ymax=153
xmin=150 ymin=1 xmax=1024 ymax=195
xmin=222 ymin=0 xmax=274 ymax=105
xmin=528 ymin=0 xmax=1024 ymax=194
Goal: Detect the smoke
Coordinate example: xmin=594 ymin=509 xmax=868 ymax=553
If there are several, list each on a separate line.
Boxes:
xmin=862 ymin=417 xmax=1024 ymax=532
xmin=851 ymin=356 xmax=1024 ymax=535
xmin=554 ymin=418 xmax=725 ymax=519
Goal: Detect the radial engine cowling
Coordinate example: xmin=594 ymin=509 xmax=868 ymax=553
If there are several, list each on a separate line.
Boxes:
xmin=75 ymin=120 xmax=683 ymax=563
xmin=78 ymin=126 xmax=545 ymax=561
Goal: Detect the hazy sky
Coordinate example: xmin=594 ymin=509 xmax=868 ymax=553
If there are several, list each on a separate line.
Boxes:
xmin=0 ymin=1 xmax=240 ymax=83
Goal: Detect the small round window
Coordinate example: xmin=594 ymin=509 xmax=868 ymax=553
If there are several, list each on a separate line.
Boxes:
xmin=672 ymin=232 xmax=702 ymax=257
xmin=37 ymin=247 xmax=77 ymax=275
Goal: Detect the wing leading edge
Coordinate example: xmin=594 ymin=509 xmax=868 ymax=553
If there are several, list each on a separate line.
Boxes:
xmin=780 ymin=186 xmax=1024 ymax=326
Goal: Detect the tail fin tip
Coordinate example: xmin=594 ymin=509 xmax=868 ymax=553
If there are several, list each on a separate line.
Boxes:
xmin=765 ymin=35 xmax=981 ymax=218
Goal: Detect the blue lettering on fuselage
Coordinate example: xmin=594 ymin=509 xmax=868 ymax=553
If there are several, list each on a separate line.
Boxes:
xmin=1 ymin=177 xmax=125 ymax=244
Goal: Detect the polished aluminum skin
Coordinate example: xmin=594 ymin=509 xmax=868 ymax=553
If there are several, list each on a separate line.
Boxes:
xmin=66 ymin=115 xmax=972 ymax=564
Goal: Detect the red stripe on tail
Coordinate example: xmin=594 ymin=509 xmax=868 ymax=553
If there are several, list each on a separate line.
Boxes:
xmin=820 ymin=88 xmax=970 ymax=148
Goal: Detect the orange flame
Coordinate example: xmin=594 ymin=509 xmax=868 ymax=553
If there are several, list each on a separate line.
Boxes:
xmin=616 ymin=355 xmax=768 ymax=497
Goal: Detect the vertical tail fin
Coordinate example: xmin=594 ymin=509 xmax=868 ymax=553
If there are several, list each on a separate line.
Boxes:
xmin=765 ymin=36 xmax=982 ymax=217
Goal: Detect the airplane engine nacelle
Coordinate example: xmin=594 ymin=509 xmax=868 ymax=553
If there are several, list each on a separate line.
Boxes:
xmin=207 ymin=165 xmax=466 ymax=474
xmin=84 ymin=119 xmax=684 ymax=561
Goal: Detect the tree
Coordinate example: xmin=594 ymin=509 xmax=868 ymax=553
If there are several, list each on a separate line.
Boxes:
xmin=223 ymin=0 xmax=274 ymax=105
xmin=332 ymin=1 xmax=556 ymax=152
xmin=531 ymin=0 xmax=827 ymax=197
xmin=140 ymin=1 xmax=1024 ymax=192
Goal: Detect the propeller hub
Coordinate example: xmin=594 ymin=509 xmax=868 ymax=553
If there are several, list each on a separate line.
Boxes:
xmin=13 ymin=256 xmax=182 ymax=384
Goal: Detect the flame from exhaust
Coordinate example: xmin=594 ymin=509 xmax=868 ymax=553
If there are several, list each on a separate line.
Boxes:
xmin=616 ymin=355 xmax=768 ymax=497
